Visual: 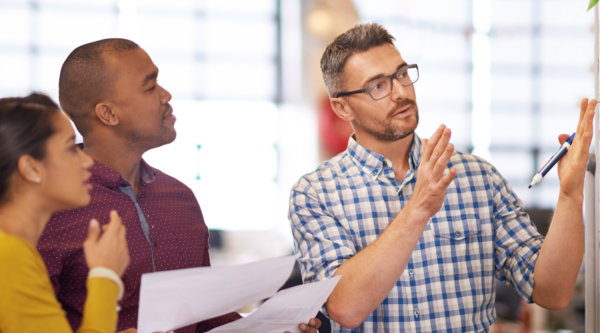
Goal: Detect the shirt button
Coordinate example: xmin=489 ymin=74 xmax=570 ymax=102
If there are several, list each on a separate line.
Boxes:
xmin=382 ymin=162 xmax=387 ymax=167
xmin=408 ymin=269 xmax=414 ymax=277
xmin=372 ymin=171 xmax=377 ymax=176
xmin=153 ymin=242 xmax=158 ymax=247
xmin=414 ymin=309 xmax=420 ymax=318
xmin=455 ymin=230 xmax=462 ymax=237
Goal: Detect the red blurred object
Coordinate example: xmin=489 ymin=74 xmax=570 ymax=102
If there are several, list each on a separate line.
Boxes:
xmin=318 ymin=95 xmax=354 ymax=157
xmin=519 ymin=299 xmax=531 ymax=333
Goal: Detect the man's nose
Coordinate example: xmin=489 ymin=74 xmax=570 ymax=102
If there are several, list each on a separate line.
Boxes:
xmin=390 ymin=78 xmax=409 ymax=100
xmin=158 ymin=84 xmax=172 ymax=103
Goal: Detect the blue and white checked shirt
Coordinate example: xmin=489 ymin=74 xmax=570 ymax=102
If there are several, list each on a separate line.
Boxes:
xmin=289 ymin=134 xmax=544 ymax=333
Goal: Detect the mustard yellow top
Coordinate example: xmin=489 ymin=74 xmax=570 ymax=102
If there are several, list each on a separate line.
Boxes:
xmin=0 ymin=227 xmax=119 ymax=333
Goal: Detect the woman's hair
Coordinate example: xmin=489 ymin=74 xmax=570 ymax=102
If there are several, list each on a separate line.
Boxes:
xmin=0 ymin=93 xmax=60 ymax=204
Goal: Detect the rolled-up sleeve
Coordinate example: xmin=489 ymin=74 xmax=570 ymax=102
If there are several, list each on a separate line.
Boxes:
xmin=289 ymin=177 xmax=357 ymax=285
xmin=491 ymin=167 xmax=544 ymax=302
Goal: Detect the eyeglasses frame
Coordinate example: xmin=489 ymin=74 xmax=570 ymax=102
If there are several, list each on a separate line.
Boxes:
xmin=335 ymin=64 xmax=419 ymax=100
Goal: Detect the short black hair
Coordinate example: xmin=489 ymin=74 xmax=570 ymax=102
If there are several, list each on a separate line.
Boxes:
xmin=0 ymin=93 xmax=59 ymax=205
xmin=58 ymin=38 xmax=139 ymax=135
xmin=320 ymin=23 xmax=396 ymax=98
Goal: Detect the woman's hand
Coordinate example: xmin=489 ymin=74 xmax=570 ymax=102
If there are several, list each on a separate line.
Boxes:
xmin=83 ymin=210 xmax=130 ymax=276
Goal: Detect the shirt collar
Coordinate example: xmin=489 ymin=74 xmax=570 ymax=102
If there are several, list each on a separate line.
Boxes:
xmin=89 ymin=159 xmax=156 ymax=189
xmin=346 ymin=133 xmax=423 ymax=178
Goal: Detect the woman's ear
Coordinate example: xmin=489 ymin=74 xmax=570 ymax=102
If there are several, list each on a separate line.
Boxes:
xmin=16 ymin=155 xmax=43 ymax=184
xmin=330 ymin=97 xmax=355 ymax=123
xmin=94 ymin=102 xmax=119 ymax=126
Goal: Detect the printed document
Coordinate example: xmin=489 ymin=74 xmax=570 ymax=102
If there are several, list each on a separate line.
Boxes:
xmin=208 ymin=276 xmax=341 ymax=333
xmin=138 ymin=256 xmax=296 ymax=333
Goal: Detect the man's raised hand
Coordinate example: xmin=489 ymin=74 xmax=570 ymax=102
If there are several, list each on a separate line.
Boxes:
xmin=406 ymin=125 xmax=457 ymax=223
xmin=556 ymin=98 xmax=596 ymax=200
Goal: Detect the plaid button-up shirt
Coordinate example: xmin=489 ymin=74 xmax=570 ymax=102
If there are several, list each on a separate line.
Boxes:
xmin=289 ymin=134 xmax=543 ymax=333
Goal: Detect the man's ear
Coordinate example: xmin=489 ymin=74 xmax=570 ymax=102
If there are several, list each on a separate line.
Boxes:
xmin=330 ymin=97 xmax=355 ymax=123
xmin=94 ymin=102 xmax=119 ymax=126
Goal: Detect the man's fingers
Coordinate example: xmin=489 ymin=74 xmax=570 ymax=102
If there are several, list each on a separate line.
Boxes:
xmin=584 ymin=101 xmax=596 ymax=136
xmin=439 ymin=167 xmax=458 ymax=189
xmin=309 ymin=318 xmax=321 ymax=328
xmin=431 ymin=143 xmax=454 ymax=180
xmin=577 ymin=103 xmax=596 ymax=154
xmin=428 ymin=128 xmax=451 ymax=169
xmin=420 ymin=139 xmax=428 ymax=156
xmin=297 ymin=323 xmax=318 ymax=333
xmin=558 ymin=134 xmax=569 ymax=145
xmin=86 ymin=219 xmax=101 ymax=242
xmin=422 ymin=125 xmax=446 ymax=163
xmin=579 ymin=98 xmax=588 ymax=126
xmin=578 ymin=99 xmax=596 ymax=141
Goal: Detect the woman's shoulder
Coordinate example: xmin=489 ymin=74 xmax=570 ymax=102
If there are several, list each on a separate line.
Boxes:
xmin=0 ymin=231 xmax=40 ymax=269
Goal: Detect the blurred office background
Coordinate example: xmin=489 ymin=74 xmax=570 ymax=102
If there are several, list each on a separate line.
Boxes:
xmin=0 ymin=0 xmax=594 ymax=331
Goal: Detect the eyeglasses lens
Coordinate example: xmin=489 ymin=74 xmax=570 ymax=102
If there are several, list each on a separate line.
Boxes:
xmin=367 ymin=66 xmax=419 ymax=100
xmin=369 ymin=79 xmax=391 ymax=100
xmin=406 ymin=67 xmax=418 ymax=84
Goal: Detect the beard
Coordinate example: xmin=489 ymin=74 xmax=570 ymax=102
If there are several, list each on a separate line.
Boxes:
xmin=125 ymin=118 xmax=177 ymax=153
xmin=359 ymin=99 xmax=419 ymax=142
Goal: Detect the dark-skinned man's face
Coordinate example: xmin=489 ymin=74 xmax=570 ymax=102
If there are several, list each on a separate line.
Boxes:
xmin=103 ymin=48 xmax=176 ymax=152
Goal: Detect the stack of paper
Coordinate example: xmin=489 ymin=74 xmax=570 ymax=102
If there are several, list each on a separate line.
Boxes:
xmin=209 ymin=276 xmax=341 ymax=333
xmin=137 ymin=255 xmax=340 ymax=333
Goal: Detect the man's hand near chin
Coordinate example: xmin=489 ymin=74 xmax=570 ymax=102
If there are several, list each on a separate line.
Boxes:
xmin=116 ymin=317 xmax=321 ymax=333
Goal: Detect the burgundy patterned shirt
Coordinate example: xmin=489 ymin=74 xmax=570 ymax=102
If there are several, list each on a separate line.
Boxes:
xmin=38 ymin=159 xmax=241 ymax=332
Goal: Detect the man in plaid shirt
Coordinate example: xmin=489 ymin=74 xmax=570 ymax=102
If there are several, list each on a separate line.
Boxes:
xmin=289 ymin=23 xmax=596 ymax=332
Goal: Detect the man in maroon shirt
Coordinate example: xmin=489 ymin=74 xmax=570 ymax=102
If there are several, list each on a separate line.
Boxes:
xmin=38 ymin=39 xmax=321 ymax=333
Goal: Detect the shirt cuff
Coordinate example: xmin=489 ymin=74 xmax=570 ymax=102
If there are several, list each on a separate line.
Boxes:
xmin=88 ymin=267 xmax=124 ymax=301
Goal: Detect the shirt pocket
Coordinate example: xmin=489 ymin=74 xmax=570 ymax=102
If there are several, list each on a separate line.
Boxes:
xmin=429 ymin=214 xmax=482 ymax=279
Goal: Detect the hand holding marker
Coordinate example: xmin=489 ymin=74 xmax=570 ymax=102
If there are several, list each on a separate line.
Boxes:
xmin=529 ymin=132 xmax=576 ymax=188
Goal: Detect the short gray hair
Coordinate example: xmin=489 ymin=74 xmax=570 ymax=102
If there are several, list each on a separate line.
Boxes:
xmin=320 ymin=23 xmax=396 ymax=98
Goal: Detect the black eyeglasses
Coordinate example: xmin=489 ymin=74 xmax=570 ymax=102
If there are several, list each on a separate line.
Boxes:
xmin=336 ymin=64 xmax=419 ymax=100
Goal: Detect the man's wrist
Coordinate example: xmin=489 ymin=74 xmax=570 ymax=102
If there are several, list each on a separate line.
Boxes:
xmin=400 ymin=202 xmax=432 ymax=227
xmin=558 ymin=190 xmax=584 ymax=205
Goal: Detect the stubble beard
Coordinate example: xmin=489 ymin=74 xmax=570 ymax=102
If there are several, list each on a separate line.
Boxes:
xmin=125 ymin=121 xmax=177 ymax=154
xmin=361 ymin=99 xmax=419 ymax=142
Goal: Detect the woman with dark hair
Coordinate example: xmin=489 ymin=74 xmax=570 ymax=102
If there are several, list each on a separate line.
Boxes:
xmin=0 ymin=93 xmax=130 ymax=333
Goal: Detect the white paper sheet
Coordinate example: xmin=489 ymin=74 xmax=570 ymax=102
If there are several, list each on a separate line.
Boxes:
xmin=208 ymin=276 xmax=341 ymax=333
xmin=138 ymin=256 xmax=297 ymax=333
